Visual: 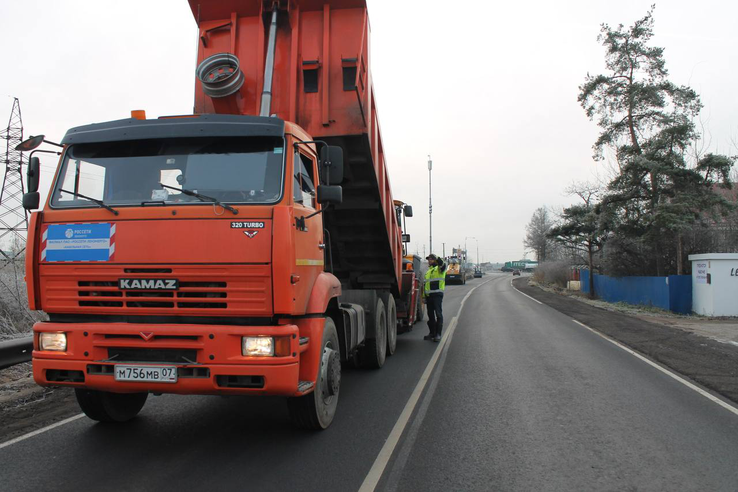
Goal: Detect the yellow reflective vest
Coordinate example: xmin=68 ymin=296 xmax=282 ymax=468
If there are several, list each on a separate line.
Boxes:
xmin=423 ymin=265 xmax=446 ymax=297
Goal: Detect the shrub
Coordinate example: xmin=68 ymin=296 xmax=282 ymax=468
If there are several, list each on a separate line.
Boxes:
xmin=534 ymin=260 xmax=572 ymax=288
xmin=0 ymin=259 xmax=45 ymax=337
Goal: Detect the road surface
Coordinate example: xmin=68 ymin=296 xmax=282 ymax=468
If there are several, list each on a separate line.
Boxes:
xmin=1 ymin=273 xmax=737 ymax=491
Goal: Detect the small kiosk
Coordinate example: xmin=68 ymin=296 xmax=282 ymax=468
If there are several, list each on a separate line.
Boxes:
xmin=689 ymin=253 xmax=738 ymax=316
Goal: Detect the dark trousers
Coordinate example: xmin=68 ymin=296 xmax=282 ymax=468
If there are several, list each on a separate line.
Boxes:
xmin=426 ymin=293 xmax=444 ymax=336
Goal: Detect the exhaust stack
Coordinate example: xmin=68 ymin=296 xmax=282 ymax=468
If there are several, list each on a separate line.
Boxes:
xmin=259 ymin=4 xmax=279 ymax=117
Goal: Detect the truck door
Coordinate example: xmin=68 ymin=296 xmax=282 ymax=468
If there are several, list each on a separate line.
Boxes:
xmin=293 ymin=150 xmax=324 ymax=312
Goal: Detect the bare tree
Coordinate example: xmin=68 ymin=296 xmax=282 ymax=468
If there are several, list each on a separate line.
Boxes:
xmin=524 ymin=207 xmax=554 ymax=262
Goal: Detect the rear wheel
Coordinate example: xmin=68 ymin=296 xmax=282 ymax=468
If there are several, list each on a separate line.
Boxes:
xmin=382 ymin=294 xmax=398 ymax=356
xmin=75 ymin=389 xmax=148 ymax=423
xmin=288 ymin=318 xmax=341 ymax=430
xmin=359 ymin=297 xmax=387 ymax=369
xmin=416 ymin=297 xmax=425 ymax=323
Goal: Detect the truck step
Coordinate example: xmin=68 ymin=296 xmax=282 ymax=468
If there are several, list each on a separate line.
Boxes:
xmin=297 ymin=381 xmax=315 ymax=393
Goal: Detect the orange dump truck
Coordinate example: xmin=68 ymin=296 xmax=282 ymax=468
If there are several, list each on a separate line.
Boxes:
xmin=22 ymin=0 xmax=419 ymax=429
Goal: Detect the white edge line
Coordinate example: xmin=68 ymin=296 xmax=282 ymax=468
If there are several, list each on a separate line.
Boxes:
xmin=359 ymin=278 xmax=495 ymax=492
xmin=510 ymin=278 xmax=543 ymax=305
xmin=0 ymin=413 xmax=85 ymax=450
xmin=571 ymin=319 xmax=738 ymax=417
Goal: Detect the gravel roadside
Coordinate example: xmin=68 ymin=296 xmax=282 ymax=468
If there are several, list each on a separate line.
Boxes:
xmin=0 ymin=363 xmax=79 ymax=444
xmin=514 ymin=277 xmax=738 ymax=404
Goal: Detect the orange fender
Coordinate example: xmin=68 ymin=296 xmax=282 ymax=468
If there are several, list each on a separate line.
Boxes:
xmin=305 ymin=272 xmax=342 ymax=314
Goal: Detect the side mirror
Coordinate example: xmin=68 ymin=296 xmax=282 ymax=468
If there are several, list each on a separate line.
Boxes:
xmin=23 ymin=192 xmax=40 ymax=210
xmin=27 ymin=157 xmax=40 ymax=193
xmin=317 ymin=185 xmax=342 ymax=205
xmin=320 ymin=146 xmax=344 ymax=185
xmin=404 ymin=205 xmax=413 ymax=217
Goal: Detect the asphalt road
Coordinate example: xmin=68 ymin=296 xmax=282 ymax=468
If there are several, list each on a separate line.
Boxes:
xmin=2 ymin=273 xmax=738 ymax=491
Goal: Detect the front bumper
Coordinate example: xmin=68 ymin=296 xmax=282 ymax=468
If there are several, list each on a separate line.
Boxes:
xmin=32 ymin=321 xmax=313 ymax=396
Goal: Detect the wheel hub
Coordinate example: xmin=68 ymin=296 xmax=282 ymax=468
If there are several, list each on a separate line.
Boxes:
xmin=322 ymin=348 xmax=341 ymax=398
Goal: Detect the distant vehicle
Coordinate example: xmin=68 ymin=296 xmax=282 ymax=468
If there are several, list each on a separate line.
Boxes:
xmin=446 ymin=256 xmax=466 ymax=284
xmin=473 ymin=270 xmax=483 ymax=278
xmin=512 ymin=270 xmax=521 ymax=276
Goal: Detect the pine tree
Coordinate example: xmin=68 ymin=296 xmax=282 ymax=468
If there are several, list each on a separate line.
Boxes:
xmin=579 ymin=6 xmax=734 ymax=275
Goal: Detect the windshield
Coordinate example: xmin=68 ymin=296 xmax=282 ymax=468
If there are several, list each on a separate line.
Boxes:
xmin=50 ymin=136 xmax=285 ymax=208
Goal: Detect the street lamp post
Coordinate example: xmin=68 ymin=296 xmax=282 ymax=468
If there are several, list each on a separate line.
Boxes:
xmin=428 ymin=155 xmax=433 ymax=255
xmin=465 ymin=236 xmax=475 ymax=268
xmin=476 ymin=238 xmax=479 ymax=270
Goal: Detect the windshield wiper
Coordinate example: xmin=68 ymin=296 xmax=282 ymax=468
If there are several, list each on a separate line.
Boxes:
xmin=59 ymin=189 xmax=119 ymax=216
xmin=159 ymin=183 xmax=238 ymax=215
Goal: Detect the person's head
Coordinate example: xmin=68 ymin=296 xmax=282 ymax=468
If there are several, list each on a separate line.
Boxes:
xmin=426 ymin=254 xmax=438 ymax=266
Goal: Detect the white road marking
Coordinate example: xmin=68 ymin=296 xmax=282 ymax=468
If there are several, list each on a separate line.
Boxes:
xmin=510 ymin=278 xmax=543 ymax=304
xmin=359 ymin=278 xmax=495 ymax=492
xmin=0 ymin=413 xmax=85 ymax=450
xmin=571 ymin=319 xmax=738 ymax=418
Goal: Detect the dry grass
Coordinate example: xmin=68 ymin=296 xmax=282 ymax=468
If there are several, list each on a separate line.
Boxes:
xmin=533 ymin=260 xmax=571 ymax=288
xmin=0 ymin=258 xmax=46 ymax=340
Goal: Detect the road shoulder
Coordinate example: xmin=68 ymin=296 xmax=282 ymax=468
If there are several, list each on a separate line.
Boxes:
xmin=513 ymin=277 xmax=738 ymax=404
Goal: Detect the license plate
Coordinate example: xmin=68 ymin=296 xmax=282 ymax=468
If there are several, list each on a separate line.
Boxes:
xmin=114 ymin=365 xmax=178 ymax=383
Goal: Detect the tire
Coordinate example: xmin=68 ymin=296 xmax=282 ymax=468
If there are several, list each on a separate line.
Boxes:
xmin=288 ymin=318 xmax=341 ymax=430
xmin=382 ymin=294 xmax=397 ymax=356
xmin=74 ymin=389 xmax=148 ymax=423
xmin=359 ymin=297 xmax=387 ymax=369
xmin=416 ymin=298 xmax=425 ymax=323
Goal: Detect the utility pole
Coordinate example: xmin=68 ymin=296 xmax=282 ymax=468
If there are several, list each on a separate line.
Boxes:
xmin=428 ymin=155 xmax=432 ymax=255
xmin=442 ymin=242 xmax=445 ymax=258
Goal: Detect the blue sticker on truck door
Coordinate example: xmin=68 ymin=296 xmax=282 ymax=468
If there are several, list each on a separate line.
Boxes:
xmin=41 ymin=223 xmax=115 ymax=262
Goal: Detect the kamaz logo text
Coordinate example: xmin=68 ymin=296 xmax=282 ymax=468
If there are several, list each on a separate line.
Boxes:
xmin=118 ymin=279 xmax=179 ymax=290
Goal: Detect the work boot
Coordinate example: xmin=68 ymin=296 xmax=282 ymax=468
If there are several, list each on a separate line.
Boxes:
xmin=433 ymin=322 xmax=443 ymax=342
xmin=424 ymin=320 xmax=435 ymax=340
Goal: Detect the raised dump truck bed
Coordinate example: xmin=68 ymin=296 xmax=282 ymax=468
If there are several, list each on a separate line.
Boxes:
xmin=190 ymin=0 xmax=402 ymax=295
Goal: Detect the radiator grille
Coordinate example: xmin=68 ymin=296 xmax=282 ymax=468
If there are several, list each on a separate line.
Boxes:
xmin=78 ymin=281 xmax=228 ymax=309
xmin=41 ymin=264 xmax=272 ymax=316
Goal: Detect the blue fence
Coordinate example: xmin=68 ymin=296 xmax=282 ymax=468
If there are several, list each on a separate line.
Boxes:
xmin=580 ymin=270 xmax=692 ymax=314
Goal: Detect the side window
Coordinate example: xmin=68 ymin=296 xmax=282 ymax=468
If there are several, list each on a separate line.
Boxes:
xmin=293 ymin=152 xmax=316 ymax=209
xmin=57 ymin=159 xmax=106 ymax=202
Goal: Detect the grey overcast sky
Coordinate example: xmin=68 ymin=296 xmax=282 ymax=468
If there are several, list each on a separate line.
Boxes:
xmin=1 ymin=1 xmax=736 ymax=262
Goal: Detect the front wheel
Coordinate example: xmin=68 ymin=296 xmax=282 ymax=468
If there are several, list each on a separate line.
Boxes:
xmin=75 ymin=389 xmax=148 ymax=423
xmin=288 ymin=318 xmax=341 ymax=430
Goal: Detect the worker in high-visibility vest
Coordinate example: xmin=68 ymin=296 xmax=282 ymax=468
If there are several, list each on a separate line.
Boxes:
xmin=422 ymin=254 xmax=447 ymax=342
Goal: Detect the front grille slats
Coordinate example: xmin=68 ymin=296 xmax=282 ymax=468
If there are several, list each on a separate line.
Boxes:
xmin=43 ymin=264 xmax=271 ymax=315
xmin=77 ymin=279 xmax=230 ymax=309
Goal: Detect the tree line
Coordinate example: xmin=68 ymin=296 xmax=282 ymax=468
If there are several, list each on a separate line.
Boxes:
xmin=524 ymin=7 xmax=736 ymax=295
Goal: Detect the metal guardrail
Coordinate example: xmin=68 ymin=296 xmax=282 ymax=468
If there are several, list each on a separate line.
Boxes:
xmin=0 ymin=336 xmax=33 ymax=370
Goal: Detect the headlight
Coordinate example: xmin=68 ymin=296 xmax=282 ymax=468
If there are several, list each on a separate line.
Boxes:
xmin=242 ymin=337 xmax=274 ymax=357
xmin=39 ymin=332 xmax=67 ymax=352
